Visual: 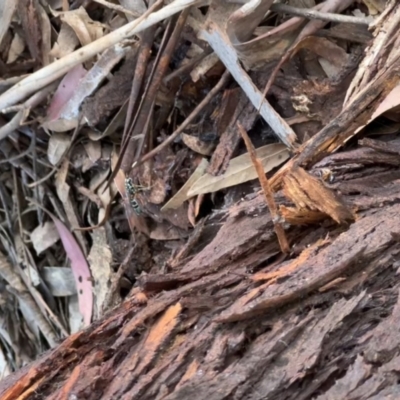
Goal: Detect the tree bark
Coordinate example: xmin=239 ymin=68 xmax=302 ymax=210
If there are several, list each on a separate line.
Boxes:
xmin=3 ymin=149 xmax=400 ymax=399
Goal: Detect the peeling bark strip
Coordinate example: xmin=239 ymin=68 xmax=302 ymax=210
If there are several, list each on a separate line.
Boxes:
xmin=216 ymin=246 xmax=366 ymax=323
xmin=283 ymin=167 xmax=354 ymax=224
xmin=295 ymin=63 xmax=400 ymax=167
xmin=238 ymin=122 xmax=289 ymax=253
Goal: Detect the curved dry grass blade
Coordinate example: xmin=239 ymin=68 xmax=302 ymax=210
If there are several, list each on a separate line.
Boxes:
xmin=162 ymin=158 xmax=209 ymax=211
xmin=187 ymin=144 xmax=289 ymax=197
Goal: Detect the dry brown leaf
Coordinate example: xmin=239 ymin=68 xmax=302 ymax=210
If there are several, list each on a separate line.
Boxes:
xmin=0 ymin=346 xmax=11 ymax=379
xmin=55 ymin=159 xmax=88 ymax=253
xmin=68 ymin=295 xmax=82 ymax=334
xmin=53 ymin=7 xmax=106 ymax=47
xmin=119 ymin=0 xmax=147 ymax=20
xmin=352 ymin=84 xmax=400 ymax=135
xmin=370 ymin=84 xmax=400 ymax=121
xmin=190 ymin=53 xmax=220 ymax=82
xmin=17 ymin=0 xmax=42 ymax=63
xmin=87 ymin=228 xmax=112 ymax=319
xmin=292 ymin=36 xmax=349 ymax=79
xmin=194 ymin=193 xmax=204 ymax=218
xmin=42 ymin=267 xmax=77 ymax=296
xmin=47 ymin=133 xmax=71 ymax=165
xmin=82 ymin=140 xmax=101 ymax=172
xmin=30 ymin=222 xmax=60 ymax=255
xmin=0 ymin=0 xmax=17 ymax=47
xmin=2 ymin=236 xmax=59 ymax=347
xmin=187 ymin=198 xmax=196 ymax=227
xmin=97 ymin=180 xmax=112 ymax=222
xmin=84 ymin=140 xmax=101 ymax=163
xmin=226 ymin=0 xmax=302 ymax=69
xmin=181 ymin=133 xmax=215 ymax=155
xmin=363 ymin=0 xmax=385 ymax=14
xmin=187 ymin=144 xmax=290 ymax=197
xmin=37 ymin=3 xmax=52 ymax=65
xmin=149 ymin=223 xmax=183 ymax=240
xmin=7 ymin=34 xmax=25 ymax=64
xmin=162 ymin=158 xmax=209 ymax=211
xmin=50 ymin=22 xmax=80 ymax=59
xmin=45 ymin=44 xmax=128 ymax=132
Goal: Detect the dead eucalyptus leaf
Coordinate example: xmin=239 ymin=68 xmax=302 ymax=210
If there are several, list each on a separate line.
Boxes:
xmin=7 ymin=34 xmax=25 ymax=64
xmin=0 ymin=0 xmax=17 ymax=48
xmin=187 ymin=144 xmax=290 ymax=197
xmin=45 ymin=44 xmax=127 ymax=132
xmin=47 ymin=133 xmax=71 ymax=165
xmin=50 ymin=22 xmax=80 ymax=59
xmin=17 ymin=0 xmax=42 ymax=63
xmin=53 ymin=7 xmax=105 ymax=47
xmin=42 ymin=267 xmax=77 ymax=296
xmin=161 ymin=158 xmax=209 ymax=211
xmin=31 ymin=221 xmax=60 ymax=255
xmin=88 ymin=227 xmax=112 ymax=319
xmin=182 ymin=133 xmax=215 ymax=155
xmin=119 ymin=0 xmax=147 ymax=20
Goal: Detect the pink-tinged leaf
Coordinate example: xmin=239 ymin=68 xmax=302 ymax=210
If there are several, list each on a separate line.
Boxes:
xmin=370 ymin=84 xmax=400 ymax=121
xmin=46 ymin=64 xmax=87 ymax=121
xmin=51 ymin=216 xmax=92 ymax=327
xmin=355 ymin=84 xmax=400 ymax=135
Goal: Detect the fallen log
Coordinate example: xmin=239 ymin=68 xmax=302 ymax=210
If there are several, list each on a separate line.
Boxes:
xmin=3 ymin=138 xmax=400 ymax=398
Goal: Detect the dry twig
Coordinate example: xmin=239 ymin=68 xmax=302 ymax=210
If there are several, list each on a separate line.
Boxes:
xmin=237 ymin=122 xmax=289 ymax=254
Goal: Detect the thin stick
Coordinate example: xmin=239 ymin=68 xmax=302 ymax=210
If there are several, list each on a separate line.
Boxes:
xmin=237 ymin=122 xmax=289 ymax=254
xmin=93 ymin=0 xmax=141 ymax=17
xmin=138 ymin=70 xmax=231 ymax=164
xmin=163 ymin=48 xmax=212 ymax=83
xmin=270 ymin=3 xmax=370 ymax=25
xmin=123 ymin=8 xmax=190 ymax=171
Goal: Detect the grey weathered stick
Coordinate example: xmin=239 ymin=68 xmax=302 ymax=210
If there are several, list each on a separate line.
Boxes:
xmin=270 ymin=3 xmax=370 ymax=25
xmin=200 ymin=23 xmax=298 ymax=149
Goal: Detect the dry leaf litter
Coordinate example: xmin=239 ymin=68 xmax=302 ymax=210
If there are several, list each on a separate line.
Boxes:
xmin=1 ymin=1 xmax=400 ymax=399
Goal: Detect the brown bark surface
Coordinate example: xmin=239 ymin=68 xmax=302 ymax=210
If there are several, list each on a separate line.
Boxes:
xmin=2 ymin=2 xmax=400 ymax=400
xmin=3 ymin=141 xmax=400 ymax=399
